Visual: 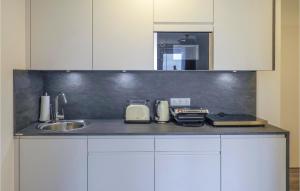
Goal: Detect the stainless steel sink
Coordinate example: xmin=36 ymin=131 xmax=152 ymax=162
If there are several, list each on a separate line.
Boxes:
xmin=37 ymin=120 xmax=86 ymax=131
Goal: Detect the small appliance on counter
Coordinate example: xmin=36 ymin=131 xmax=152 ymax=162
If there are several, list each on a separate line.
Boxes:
xmin=154 ymin=100 xmax=170 ymax=123
xmin=206 ymin=113 xmax=267 ymax=127
xmin=124 ymin=100 xmax=151 ymax=123
xmin=170 ymin=107 xmax=209 ymax=126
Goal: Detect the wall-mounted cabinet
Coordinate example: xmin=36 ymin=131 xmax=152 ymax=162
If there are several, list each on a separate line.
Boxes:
xmin=30 ymin=0 xmax=92 ymax=70
xmin=28 ymin=0 xmax=275 ymax=71
xmin=153 ymin=0 xmax=214 ymax=32
xmin=93 ymin=0 xmax=154 ymax=70
xmin=154 ymin=0 xmax=213 ymax=23
xmin=214 ymin=0 xmax=274 ymax=70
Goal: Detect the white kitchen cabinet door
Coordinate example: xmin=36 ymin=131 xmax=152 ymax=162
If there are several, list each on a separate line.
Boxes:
xmin=20 ymin=137 xmax=87 ymax=191
xmin=155 ymin=152 xmax=220 ymax=191
xmin=31 ymin=0 xmax=92 ymax=70
xmin=154 ymin=0 xmax=213 ymax=23
xmin=221 ymin=135 xmax=286 ymax=191
xmin=214 ymin=0 xmax=273 ymax=70
xmin=155 ymin=135 xmax=220 ymax=152
xmin=88 ymin=152 xmax=154 ymax=191
xmin=93 ymin=0 xmax=153 ymax=70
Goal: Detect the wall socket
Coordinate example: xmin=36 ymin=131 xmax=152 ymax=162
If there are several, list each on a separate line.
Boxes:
xmin=170 ymin=98 xmax=191 ymax=107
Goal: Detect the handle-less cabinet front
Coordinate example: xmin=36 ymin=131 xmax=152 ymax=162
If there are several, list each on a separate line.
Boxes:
xmin=221 ymin=135 xmax=286 ymax=191
xmin=20 ymin=137 xmax=87 ymax=191
xmin=88 ymin=136 xmax=155 ymax=191
xmin=155 ymin=136 xmax=221 ymax=191
xmin=18 ymin=135 xmax=287 ymax=191
xmin=214 ymin=0 xmax=274 ymax=70
xmin=93 ymin=0 xmax=154 ymax=70
xmin=88 ymin=152 xmax=154 ymax=191
xmin=29 ymin=0 xmax=275 ymax=71
xmin=154 ymin=0 xmax=213 ymax=23
xmin=155 ymin=152 xmax=220 ymax=191
xmin=30 ymin=0 xmax=92 ymax=70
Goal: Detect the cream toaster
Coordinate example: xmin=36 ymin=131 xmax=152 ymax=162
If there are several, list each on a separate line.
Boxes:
xmin=125 ymin=100 xmax=151 ymax=123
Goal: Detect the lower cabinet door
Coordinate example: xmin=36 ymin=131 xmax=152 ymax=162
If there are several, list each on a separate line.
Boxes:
xmin=221 ymin=135 xmax=286 ymax=191
xmin=20 ymin=137 xmax=87 ymax=191
xmin=88 ymin=152 xmax=154 ymax=191
xmin=155 ymin=152 xmax=220 ymax=191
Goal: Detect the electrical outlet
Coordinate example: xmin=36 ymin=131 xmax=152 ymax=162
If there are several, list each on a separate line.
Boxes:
xmin=170 ymin=98 xmax=191 ymax=107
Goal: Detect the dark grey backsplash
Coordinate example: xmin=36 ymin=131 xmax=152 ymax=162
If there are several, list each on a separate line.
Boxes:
xmin=14 ymin=70 xmax=44 ymax=132
xmin=14 ymin=70 xmax=256 ymax=132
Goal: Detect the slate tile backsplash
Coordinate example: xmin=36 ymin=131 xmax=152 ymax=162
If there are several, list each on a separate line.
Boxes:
xmin=14 ymin=70 xmax=256 ymax=132
xmin=14 ymin=70 xmax=44 ymax=132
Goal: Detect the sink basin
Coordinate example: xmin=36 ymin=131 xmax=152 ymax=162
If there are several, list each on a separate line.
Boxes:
xmin=37 ymin=120 xmax=86 ymax=131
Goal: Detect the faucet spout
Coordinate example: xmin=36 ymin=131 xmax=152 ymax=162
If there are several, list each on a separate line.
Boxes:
xmin=55 ymin=92 xmax=68 ymax=121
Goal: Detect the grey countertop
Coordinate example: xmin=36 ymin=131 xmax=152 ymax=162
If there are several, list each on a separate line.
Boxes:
xmin=15 ymin=119 xmax=289 ymax=136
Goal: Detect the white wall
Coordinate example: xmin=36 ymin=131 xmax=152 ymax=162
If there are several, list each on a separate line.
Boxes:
xmin=257 ymin=0 xmax=281 ymax=127
xmin=1 ymin=0 xmax=26 ymax=191
xmin=257 ymin=0 xmax=300 ymax=168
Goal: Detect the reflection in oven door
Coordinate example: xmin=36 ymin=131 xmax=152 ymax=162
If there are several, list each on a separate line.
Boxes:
xmin=155 ymin=32 xmax=211 ymax=71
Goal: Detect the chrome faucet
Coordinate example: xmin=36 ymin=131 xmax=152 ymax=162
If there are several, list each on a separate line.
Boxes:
xmin=54 ymin=92 xmax=68 ymax=121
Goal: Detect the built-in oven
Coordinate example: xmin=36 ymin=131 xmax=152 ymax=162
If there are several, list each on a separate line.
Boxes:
xmin=154 ymin=32 xmax=213 ymax=71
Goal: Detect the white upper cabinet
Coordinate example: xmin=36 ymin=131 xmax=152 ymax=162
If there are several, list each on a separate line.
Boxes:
xmin=214 ymin=0 xmax=274 ymax=70
xmin=93 ymin=0 xmax=154 ymax=70
xmin=154 ymin=0 xmax=213 ymax=23
xmin=29 ymin=0 xmax=275 ymax=71
xmin=31 ymin=0 xmax=92 ymax=70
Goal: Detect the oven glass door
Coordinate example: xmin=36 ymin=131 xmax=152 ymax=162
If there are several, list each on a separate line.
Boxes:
xmin=155 ymin=32 xmax=212 ymax=71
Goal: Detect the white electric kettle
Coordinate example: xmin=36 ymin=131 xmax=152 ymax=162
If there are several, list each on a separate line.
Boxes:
xmin=154 ymin=100 xmax=170 ymax=123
